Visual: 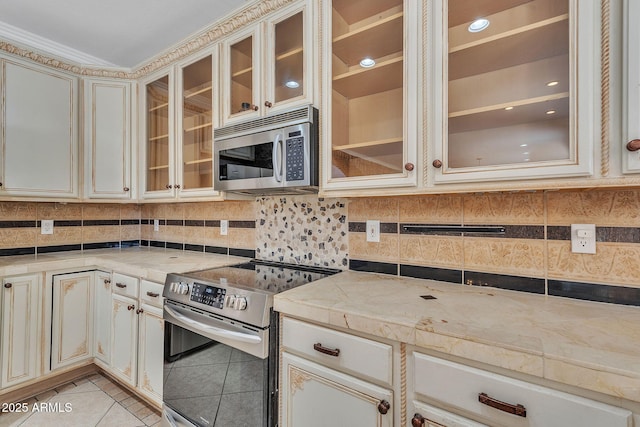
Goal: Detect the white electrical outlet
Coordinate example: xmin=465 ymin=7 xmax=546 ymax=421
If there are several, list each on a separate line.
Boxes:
xmin=571 ymin=224 xmax=596 ymax=254
xmin=41 ymin=220 xmax=54 ymax=235
xmin=366 ymin=220 xmax=380 ymax=243
xmin=220 ymin=220 xmax=229 ymax=236
xmin=153 ymin=219 xmax=160 ymax=232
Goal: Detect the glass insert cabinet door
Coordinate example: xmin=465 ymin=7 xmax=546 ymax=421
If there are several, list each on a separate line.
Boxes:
xmin=447 ymin=0 xmax=570 ymax=169
xmin=145 ymin=75 xmax=170 ymax=192
xmin=272 ymin=11 xmax=304 ymax=104
xmin=181 ymin=55 xmax=213 ymax=191
xmin=229 ymin=34 xmax=255 ymax=116
xmin=330 ymin=0 xmax=405 ymax=179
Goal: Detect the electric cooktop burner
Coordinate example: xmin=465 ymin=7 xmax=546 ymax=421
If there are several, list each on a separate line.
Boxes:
xmin=184 ymin=259 xmax=340 ymax=294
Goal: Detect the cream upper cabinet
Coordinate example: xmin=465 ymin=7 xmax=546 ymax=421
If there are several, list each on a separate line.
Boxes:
xmin=623 ymin=0 xmax=640 ymax=173
xmin=1 ymin=274 xmax=41 ymax=389
xmin=429 ymin=0 xmax=599 ymax=184
xmin=221 ymin=0 xmax=314 ymax=125
xmin=83 ymin=78 xmax=133 ymax=200
xmin=140 ymin=55 xmax=223 ymax=200
xmin=1 ymin=58 xmax=78 ymax=198
xmin=140 ymin=70 xmax=175 ymax=199
xmin=321 ymin=0 xmax=420 ymax=192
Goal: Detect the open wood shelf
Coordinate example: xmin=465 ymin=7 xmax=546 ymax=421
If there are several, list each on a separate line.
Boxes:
xmin=184 ymin=82 xmax=212 ymax=99
xmin=232 ymin=66 xmax=253 ymax=89
xmin=333 ymin=55 xmax=402 ymax=99
xmin=183 ymin=123 xmax=212 ymax=133
xmin=332 ymin=11 xmax=403 ymax=66
xmin=149 ymin=103 xmax=168 ymax=112
xmin=333 ymin=0 xmax=401 ymax=25
xmin=148 ymin=134 xmax=169 ymax=142
xmin=184 ymin=158 xmax=213 ymax=166
xmin=276 ymin=47 xmax=303 ymax=62
xmin=148 ymin=165 xmax=169 ymax=171
xmin=333 ymin=137 xmax=402 ymax=151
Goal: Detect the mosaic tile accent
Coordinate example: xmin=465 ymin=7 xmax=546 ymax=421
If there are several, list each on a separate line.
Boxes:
xmin=256 ymin=196 xmax=348 ymax=269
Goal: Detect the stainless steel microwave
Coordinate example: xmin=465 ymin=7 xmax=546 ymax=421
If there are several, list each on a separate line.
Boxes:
xmin=214 ymin=106 xmax=319 ymax=195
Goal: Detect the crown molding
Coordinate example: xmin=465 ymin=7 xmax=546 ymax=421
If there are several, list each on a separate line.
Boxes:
xmin=0 ymin=0 xmax=295 ymax=80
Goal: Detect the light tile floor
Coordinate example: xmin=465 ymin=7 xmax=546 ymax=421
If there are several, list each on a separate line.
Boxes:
xmin=0 ymin=373 xmax=161 ymax=427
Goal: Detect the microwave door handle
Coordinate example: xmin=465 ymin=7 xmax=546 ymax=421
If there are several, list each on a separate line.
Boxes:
xmin=164 ymin=305 xmax=262 ymax=344
xmin=273 ymin=134 xmax=283 ymax=182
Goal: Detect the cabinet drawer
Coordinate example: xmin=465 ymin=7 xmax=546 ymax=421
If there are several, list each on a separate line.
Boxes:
xmin=412 ymin=352 xmax=632 ymax=427
xmin=112 ymin=272 xmax=139 ymax=298
xmin=281 ymin=317 xmax=392 ymax=386
xmin=140 ymin=280 xmax=163 ymax=308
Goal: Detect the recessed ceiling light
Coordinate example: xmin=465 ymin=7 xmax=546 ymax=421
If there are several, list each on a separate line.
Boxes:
xmin=285 ymin=80 xmax=299 ymax=89
xmin=468 ymin=18 xmax=490 ymax=33
xmin=520 ymin=144 xmax=528 ymax=147
xmin=359 ymin=58 xmax=376 ymax=68
xmin=546 ymin=110 xmax=556 ymax=115
xmin=523 ymin=152 xmax=529 ymax=155
xmin=505 ymin=106 xmax=514 ymax=111
xmin=547 ymin=81 xmax=559 ymax=87
xmin=524 ymin=158 xmax=530 ymax=162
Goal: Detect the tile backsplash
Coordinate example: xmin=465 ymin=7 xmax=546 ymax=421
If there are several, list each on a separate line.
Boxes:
xmin=0 ymin=188 xmax=639 ymax=306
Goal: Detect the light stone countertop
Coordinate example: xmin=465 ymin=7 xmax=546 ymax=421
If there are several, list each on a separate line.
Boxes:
xmin=274 ymin=270 xmax=640 ymax=405
xmin=0 ymin=247 xmax=248 ymax=283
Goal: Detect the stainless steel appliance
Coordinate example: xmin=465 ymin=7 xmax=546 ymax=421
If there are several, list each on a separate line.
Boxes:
xmin=214 ymin=105 xmax=319 ymax=195
xmin=162 ymin=260 xmax=338 ymax=427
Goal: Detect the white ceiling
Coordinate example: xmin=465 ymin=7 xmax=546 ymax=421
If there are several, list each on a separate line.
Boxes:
xmin=0 ymin=0 xmax=250 ymax=69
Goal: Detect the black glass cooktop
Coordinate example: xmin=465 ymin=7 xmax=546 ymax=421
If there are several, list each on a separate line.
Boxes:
xmin=184 ymin=260 xmax=340 ymax=294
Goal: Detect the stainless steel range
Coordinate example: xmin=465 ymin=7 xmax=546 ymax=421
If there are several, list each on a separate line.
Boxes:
xmin=161 ymin=260 xmax=339 ymax=427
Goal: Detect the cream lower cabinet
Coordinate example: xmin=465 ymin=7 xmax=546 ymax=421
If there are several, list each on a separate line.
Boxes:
xmin=1 ymin=274 xmax=41 ymax=389
xmin=51 ymin=271 xmax=94 ymax=370
xmin=280 ymin=317 xmax=394 ymax=427
xmin=110 ymin=274 xmax=164 ymax=405
xmin=409 ymin=351 xmax=633 ymax=427
xmin=93 ymin=271 xmax=112 ymax=365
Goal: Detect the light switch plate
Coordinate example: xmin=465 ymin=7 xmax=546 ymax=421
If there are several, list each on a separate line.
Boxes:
xmin=41 ymin=220 xmax=54 ymax=235
xmin=153 ymin=219 xmax=160 ymax=232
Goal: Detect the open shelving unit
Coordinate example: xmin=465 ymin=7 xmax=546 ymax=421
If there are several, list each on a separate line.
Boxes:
xmin=447 ymin=0 xmax=571 ymax=169
xmin=330 ymin=0 xmax=405 ymax=178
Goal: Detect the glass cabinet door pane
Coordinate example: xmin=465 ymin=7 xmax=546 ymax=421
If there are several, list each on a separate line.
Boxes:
xmin=182 ymin=56 xmax=213 ymax=190
xmin=146 ymin=75 xmax=170 ymax=192
xmin=274 ymin=11 xmax=304 ymax=103
xmin=330 ymin=0 xmax=404 ymax=179
xmin=230 ymin=36 xmax=253 ymax=115
xmin=447 ymin=0 xmax=570 ymax=169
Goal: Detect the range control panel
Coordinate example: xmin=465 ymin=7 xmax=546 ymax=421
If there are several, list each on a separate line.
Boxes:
xmin=190 ymin=282 xmax=226 ymax=309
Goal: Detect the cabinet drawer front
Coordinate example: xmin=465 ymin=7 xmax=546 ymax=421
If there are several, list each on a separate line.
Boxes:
xmin=112 ymin=272 xmax=139 ymax=298
xmin=412 ymin=401 xmax=488 ymax=427
xmin=282 ymin=317 xmax=392 ymax=385
xmin=413 ymin=353 xmax=632 ymax=427
xmin=140 ymin=280 xmax=163 ymax=308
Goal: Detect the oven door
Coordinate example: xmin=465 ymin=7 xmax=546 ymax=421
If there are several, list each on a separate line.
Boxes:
xmin=163 ymin=301 xmax=272 ymax=427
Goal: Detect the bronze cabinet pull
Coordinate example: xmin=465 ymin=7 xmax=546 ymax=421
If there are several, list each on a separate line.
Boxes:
xmin=411 ymin=413 xmax=425 ymax=427
xmin=127 ymin=304 xmax=135 ymax=311
xmin=377 ymin=400 xmax=390 ymax=415
xmin=627 ymin=139 xmax=640 ymax=152
xmin=136 ymin=308 xmax=144 ymax=314
xmin=432 ymin=159 xmax=443 ymax=168
xmin=313 ymin=343 xmax=340 ymax=357
xmin=264 ymin=101 xmax=273 ymax=108
xmin=116 ymin=283 xmax=127 ymax=288
xmin=146 ymin=291 xmax=160 ymax=298
xmin=3 ymin=283 xmax=12 ymax=289
xmin=103 ymin=279 xmax=111 ymax=285
xmin=123 ymin=187 xmax=130 ymax=192
xmin=404 ymin=162 xmax=415 ymax=171
xmin=478 ymin=392 xmax=527 ymax=417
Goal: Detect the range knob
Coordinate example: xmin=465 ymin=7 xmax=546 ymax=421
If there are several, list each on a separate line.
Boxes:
xmin=233 ymin=296 xmax=248 ymax=311
xmin=178 ymin=283 xmax=190 ymax=295
xmin=226 ymin=294 xmax=236 ymax=307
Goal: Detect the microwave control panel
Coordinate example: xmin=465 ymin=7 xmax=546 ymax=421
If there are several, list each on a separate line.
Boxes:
xmin=286 ymin=131 xmax=305 ymax=181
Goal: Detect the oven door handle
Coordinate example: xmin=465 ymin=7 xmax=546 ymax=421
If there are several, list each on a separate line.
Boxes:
xmin=164 ymin=305 xmax=262 ymax=344
xmin=273 ymin=134 xmax=283 ymax=182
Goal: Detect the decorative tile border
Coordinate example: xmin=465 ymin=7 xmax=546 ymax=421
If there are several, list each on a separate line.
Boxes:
xmin=549 ymin=280 xmax=640 ymax=306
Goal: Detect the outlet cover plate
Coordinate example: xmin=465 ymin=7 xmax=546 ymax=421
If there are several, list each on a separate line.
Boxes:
xmin=220 ymin=220 xmax=228 ymax=236
xmin=41 ymin=220 xmax=54 ymax=235
xmin=366 ymin=220 xmax=380 ymax=243
xmin=571 ymin=224 xmax=596 ymax=254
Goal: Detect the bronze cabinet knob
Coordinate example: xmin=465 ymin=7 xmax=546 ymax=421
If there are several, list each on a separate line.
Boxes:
xmin=404 ymin=162 xmax=415 ymax=171
xmin=377 ymin=400 xmax=391 ymax=415
xmin=432 ymin=159 xmax=443 ymax=168
xmin=411 ymin=413 xmax=425 ymax=427
xmin=264 ymin=101 xmax=273 ymax=108
xmin=123 ymin=187 xmax=130 ymax=192
xmin=4 ymin=283 xmax=12 ymax=289
xmin=166 ymin=184 xmax=173 ymax=189
xmin=627 ymin=139 xmax=640 ymax=152
xmin=127 ymin=304 xmax=135 ymax=311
